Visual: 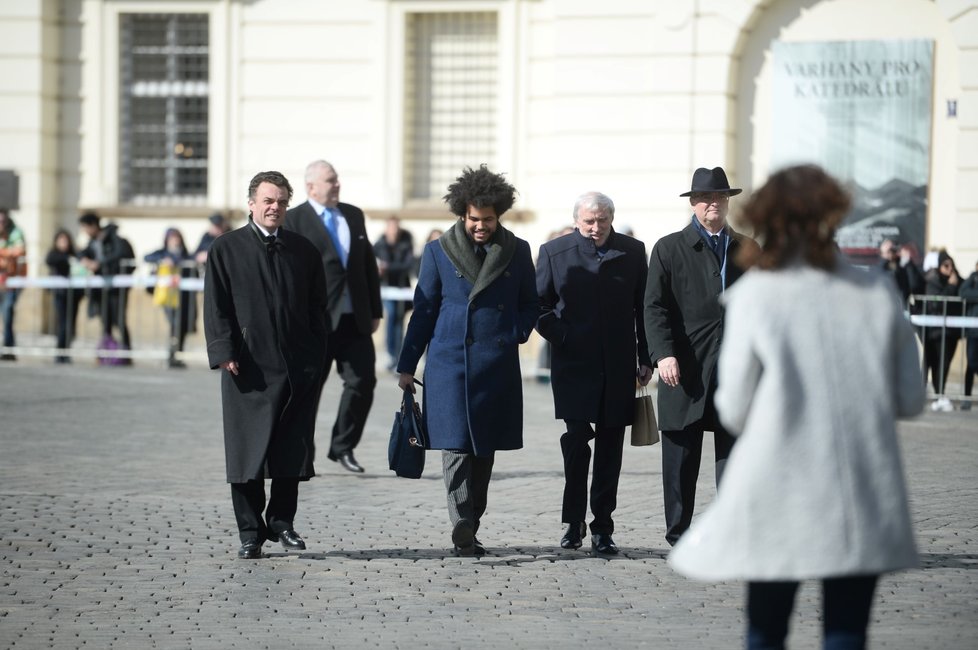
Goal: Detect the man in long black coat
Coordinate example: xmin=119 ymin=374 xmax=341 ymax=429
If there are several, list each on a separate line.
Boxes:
xmin=284 ymin=160 xmax=382 ymax=474
xmin=204 ymin=171 xmax=328 ymax=560
xmin=537 ymin=191 xmax=653 ymax=555
xmin=644 ymin=167 xmax=756 ymax=547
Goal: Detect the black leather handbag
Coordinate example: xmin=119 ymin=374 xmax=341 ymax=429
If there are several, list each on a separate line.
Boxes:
xmin=388 ymin=381 xmax=428 ymax=479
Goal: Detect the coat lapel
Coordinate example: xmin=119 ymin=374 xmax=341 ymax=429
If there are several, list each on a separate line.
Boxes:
xmin=683 ymin=222 xmax=720 ymax=271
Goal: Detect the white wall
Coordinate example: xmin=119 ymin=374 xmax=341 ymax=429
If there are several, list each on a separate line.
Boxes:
xmin=0 ymin=0 xmax=61 ymax=266
xmin=1 ymin=0 xmax=975 ymax=271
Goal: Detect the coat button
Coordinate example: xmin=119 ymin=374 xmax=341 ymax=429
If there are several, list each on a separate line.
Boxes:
xmin=497 ymin=304 xmax=504 ymax=311
xmin=496 ymin=339 xmax=504 ymax=347
xmin=469 ymin=303 xmax=476 ymax=310
xmin=466 ymin=337 xmax=474 ymax=345
xmin=714 ymin=271 xmax=720 ymax=277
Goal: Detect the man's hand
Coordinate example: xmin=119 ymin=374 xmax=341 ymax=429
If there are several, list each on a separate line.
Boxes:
xmin=220 ymin=360 xmax=239 ymax=376
xmin=398 ymin=373 xmax=415 ymax=393
xmin=637 ymin=364 xmax=653 ymax=387
xmin=657 ymin=356 xmax=680 ymax=387
xmin=371 ymin=318 xmax=381 ymax=334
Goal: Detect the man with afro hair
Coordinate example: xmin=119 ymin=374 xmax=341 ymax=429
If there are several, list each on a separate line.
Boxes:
xmin=397 ymin=165 xmax=538 ymax=556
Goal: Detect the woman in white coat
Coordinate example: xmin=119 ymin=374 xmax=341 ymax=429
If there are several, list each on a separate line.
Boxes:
xmin=668 ymin=165 xmax=925 ymax=650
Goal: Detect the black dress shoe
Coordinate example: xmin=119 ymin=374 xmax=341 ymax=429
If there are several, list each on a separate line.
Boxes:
xmin=237 ymin=540 xmax=263 ymax=559
xmin=335 ymin=452 xmax=365 ymax=473
xmin=267 ymin=529 xmax=306 ymax=550
xmin=453 ymin=537 xmax=486 ymax=557
xmin=471 ymin=537 xmax=487 ymax=556
xmin=591 ymin=533 xmax=619 ymax=555
xmin=451 ymin=519 xmax=478 ymax=556
xmin=560 ymin=522 xmax=587 ymax=549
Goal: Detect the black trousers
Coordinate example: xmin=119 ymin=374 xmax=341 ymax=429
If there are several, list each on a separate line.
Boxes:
xmin=965 ymin=337 xmax=978 ymax=396
xmin=747 ymin=575 xmax=878 ymax=649
xmin=99 ymin=288 xmax=131 ymax=348
xmin=560 ymin=421 xmax=625 ymax=535
xmin=230 ymin=479 xmax=299 ymax=544
xmin=661 ymin=412 xmax=735 ymax=546
xmin=322 ymin=314 xmax=377 ymax=458
xmin=52 ymin=289 xmax=82 ymax=351
xmin=923 ymin=335 xmax=959 ymax=395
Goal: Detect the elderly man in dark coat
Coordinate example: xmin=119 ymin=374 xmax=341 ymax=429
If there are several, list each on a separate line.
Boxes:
xmin=536 ymin=191 xmax=653 ymax=555
xmin=204 ymin=171 xmax=328 ymax=560
xmin=397 ymin=165 xmax=538 ymax=557
xmin=645 ymin=167 xmax=757 ymax=547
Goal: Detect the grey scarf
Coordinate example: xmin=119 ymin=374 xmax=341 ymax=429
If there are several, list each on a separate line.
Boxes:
xmin=438 ymin=220 xmax=517 ymax=301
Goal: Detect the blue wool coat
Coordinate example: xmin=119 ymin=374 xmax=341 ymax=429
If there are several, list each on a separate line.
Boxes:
xmin=397 ymin=236 xmax=538 ymax=456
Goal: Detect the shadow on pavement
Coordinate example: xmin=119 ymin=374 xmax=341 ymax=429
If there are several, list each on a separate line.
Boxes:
xmin=919 ymin=552 xmax=978 ymax=570
xmin=278 ymin=546 xmax=672 ymax=562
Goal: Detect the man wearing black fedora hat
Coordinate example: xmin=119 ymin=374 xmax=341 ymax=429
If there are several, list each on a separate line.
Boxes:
xmin=644 ymin=166 xmax=758 ymax=546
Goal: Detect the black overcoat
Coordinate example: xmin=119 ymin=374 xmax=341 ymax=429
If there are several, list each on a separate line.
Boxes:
xmin=204 ymin=224 xmax=328 ymax=483
xmin=536 ymin=230 xmax=652 ymax=427
xmin=644 ymin=221 xmax=755 ymax=431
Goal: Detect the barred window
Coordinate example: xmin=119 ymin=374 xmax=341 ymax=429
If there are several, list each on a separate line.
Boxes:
xmin=404 ymin=12 xmax=498 ymax=204
xmin=120 ymin=14 xmax=209 ymax=204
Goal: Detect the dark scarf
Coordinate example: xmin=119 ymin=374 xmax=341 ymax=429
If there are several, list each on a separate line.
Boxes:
xmin=439 ymin=220 xmax=517 ymax=301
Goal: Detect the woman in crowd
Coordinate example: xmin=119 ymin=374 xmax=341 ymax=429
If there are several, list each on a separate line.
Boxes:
xmin=922 ymin=249 xmax=962 ymax=408
xmin=668 ymin=165 xmax=925 ymax=649
xmin=959 ymin=258 xmax=978 ymax=410
xmin=44 ymin=229 xmax=84 ymax=363
xmin=145 ymin=228 xmax=198 ymax=368
xmin=0 ymin=207 xmax=27 ymax=360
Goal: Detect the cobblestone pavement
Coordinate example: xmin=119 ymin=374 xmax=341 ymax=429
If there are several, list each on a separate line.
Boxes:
xmin=1 ymin=361 xmax=976 ymax=649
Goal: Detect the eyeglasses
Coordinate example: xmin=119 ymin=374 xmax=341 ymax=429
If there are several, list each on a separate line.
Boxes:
xmin=691 ymin=192 xmax=729 ymax=204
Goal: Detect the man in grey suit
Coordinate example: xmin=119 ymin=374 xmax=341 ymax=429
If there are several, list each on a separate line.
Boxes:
xmin=284 ymin=160 xmax=382 ymax=474
xmin=644 ymin=167 xmax=757 ymax=546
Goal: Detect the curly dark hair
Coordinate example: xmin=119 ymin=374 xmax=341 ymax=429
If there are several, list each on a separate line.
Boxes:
xmin=737 ymin=164 xmax=850 ymax=271
xmin=247 ymin=171 xmax=293 ymax=202
xmin=443 ymin=165 xmax=517 ymax=218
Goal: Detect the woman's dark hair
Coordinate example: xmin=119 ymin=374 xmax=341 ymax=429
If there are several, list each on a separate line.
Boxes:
xmin=737 ymin=164 xmax=850 ymax=271
xmin=52 ymin=228 xmax=76 ymax=255
xmin=443 ymin=165 xmax=517 ymax=218
xmin=164 ymin=228 xmax=188 ymax=257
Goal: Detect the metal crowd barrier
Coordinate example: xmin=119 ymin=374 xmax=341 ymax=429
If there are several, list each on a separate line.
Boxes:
xmin=908 ymin=294 xmax=977 ymax=408
xmin=8 ymin=266 xmax=972 ymax=404
xmin=0 ymin=263 xmax=415 ymax=365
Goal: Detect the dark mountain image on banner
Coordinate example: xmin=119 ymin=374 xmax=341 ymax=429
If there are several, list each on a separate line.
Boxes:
xmin=836 ymin=178 xmax=927 ymax=267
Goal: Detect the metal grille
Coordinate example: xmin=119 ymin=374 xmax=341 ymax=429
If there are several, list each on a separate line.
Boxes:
xmin=404 ymin=12 xmax=498 ymax=203
xmin=120 ymin=14 xmax=209 ymax=204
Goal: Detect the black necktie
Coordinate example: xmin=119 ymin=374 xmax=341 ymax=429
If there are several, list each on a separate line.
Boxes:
xmin=476 ymin=245 xmax=487 ymax=264
xmin=264 ymin=234 xmax=280 ymax=259
xmin=710 ymin=234 xmax=719 ymax=252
